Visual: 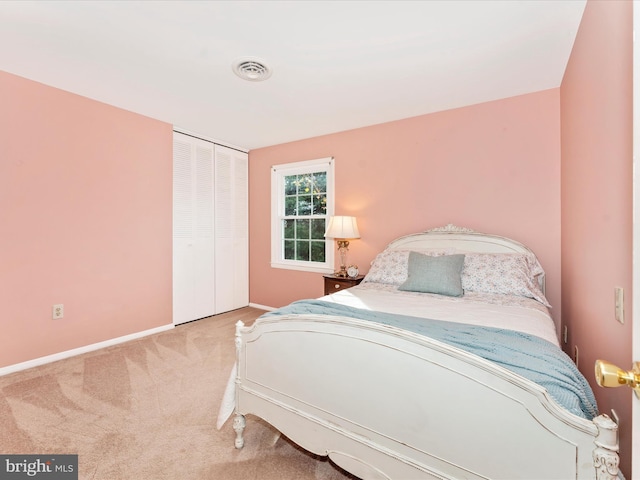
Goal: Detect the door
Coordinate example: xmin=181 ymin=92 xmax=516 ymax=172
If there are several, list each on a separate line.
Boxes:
xmin=633 ymin=1 xmax=639 ymax=472
xmin=173 ymin=132 xmax=216 ymax=325
xmin=597 ymin=4 xmax=638 ymax=473
xmin=214 ymin=145 xmax=249 ymax=313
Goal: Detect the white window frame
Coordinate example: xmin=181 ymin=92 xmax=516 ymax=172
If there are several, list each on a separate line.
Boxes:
xmin=271 ymin=157 xmax=335 ymax=273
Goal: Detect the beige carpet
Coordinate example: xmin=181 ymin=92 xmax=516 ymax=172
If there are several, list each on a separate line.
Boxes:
xmin=0 ymin=307 xmax=357 ymax=480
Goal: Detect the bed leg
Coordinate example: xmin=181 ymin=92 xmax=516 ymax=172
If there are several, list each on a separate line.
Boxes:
xmin=593 ymin=414 xmax=620 ymax=480
xmin=233 ymin=414 xmax=246 ymax=449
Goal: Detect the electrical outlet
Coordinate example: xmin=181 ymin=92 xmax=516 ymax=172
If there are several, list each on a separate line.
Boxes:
xmin=52 ymin=304 xmax=64 ymax=319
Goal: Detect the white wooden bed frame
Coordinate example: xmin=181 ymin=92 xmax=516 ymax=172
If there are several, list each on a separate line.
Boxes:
xmin=232 ymin=225 xmax=620 ymax=479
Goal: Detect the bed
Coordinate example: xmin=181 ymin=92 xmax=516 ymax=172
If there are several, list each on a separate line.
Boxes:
xmin=219 ymin=225 xmax=620 ymax=479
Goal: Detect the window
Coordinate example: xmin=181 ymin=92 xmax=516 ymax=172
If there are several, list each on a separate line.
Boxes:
xmin=271 ymin=157 xmax=334 ymax=272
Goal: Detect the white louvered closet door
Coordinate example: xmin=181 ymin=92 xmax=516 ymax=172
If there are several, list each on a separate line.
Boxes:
xmin=173 ymin=132 xmax=215 ymax=325
xmin=214 ymin=145 xmax=248 ymax=313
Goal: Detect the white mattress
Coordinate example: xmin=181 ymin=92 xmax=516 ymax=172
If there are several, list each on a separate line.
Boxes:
xmin=320 ymin=283 xmax=560 ymax=347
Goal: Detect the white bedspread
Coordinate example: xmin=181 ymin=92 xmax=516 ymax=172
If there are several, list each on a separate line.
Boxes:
xmin=321 ymin=283 xmax=559 ymax=346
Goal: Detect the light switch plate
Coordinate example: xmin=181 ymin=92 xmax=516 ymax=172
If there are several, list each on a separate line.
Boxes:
xmin=615 ymin=287 xmax=624 ymax=324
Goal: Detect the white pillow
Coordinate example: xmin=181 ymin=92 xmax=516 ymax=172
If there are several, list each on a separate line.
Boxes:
xmin=461 ymin=253 xmax=550 ymax=307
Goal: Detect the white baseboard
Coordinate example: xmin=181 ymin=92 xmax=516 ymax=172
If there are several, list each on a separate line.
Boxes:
xmin=0 ymin=324 xmax=174 ymax=377
xmin=248 ymin=302 xmax=275 ymax=311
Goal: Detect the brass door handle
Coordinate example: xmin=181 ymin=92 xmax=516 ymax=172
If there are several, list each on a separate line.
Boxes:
xmin=595 ymin=359 xmax=640 ymax=397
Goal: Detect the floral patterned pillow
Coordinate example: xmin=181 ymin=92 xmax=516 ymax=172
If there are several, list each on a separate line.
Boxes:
xmin=363 ymin=249 xmax=449 ymax=286
xmin=461 ymin=253 xmax=550 ymax=307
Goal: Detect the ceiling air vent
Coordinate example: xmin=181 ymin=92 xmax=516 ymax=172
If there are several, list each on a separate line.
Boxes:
xmin=232 ymin=57 xmax=272 ymax=82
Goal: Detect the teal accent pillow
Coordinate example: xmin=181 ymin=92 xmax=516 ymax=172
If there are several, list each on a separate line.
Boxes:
xmin=398 ymin=252 xmax=465 ymax=297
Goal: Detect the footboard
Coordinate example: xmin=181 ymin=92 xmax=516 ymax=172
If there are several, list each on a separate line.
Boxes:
xmin=233 ymin=315 xmax=619 ymax=480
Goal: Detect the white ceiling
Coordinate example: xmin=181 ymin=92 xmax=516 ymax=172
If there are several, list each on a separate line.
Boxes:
xmin=0 ymin=1 xmax=586 ymax=150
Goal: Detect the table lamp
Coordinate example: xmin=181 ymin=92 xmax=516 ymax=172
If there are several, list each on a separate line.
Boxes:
xmin=324 ymin=216 xmax=360 ymax=277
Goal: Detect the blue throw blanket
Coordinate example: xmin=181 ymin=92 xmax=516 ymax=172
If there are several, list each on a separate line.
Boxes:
xmin=263 ymin=299 xmax=598 ymax=420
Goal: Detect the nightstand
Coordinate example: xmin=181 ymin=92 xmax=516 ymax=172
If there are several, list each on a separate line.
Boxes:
xmin=323 ymin=274 xmax=365 ymax=295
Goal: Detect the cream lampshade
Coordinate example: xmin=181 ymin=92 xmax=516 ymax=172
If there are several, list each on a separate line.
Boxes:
xmin=324 ymin=216 xmax=360 ymax=277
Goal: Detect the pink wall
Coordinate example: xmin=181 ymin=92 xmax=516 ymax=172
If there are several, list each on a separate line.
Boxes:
xmin=560 ymin=0 xmax=633 ymax=475
xmin=249 ymin=90 xmax=562 ymax=324
xmin=0 ymin=71 xmax=173 ymax=368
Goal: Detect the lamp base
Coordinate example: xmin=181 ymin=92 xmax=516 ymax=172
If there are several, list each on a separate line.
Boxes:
xmin=334 ymin=266 xmax=348 ymax=277
xmin=335 ymin=241 xmax=350 ymax=278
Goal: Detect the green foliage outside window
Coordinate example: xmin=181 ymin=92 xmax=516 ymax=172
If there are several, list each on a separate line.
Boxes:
xmin=283 ymin=172 xmax=327 ymax=262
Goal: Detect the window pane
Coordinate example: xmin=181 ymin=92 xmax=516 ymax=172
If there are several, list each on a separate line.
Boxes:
xmin=311 ymin=219 xmax=325 ymax=239
xmin=296 ymin=240 xmax=309 ymax=261
xmin=299 ymin=174 xmax=312 ymax=195
xmin=298 ymin=195 xmax=311 ymax=215
xmin=285 ymin=196 xmax=296 ymax=216
xmin=312 ymin=193 xmax=326 ymax=215
xmin=284 ymin=219 xmax=295 ymax=239
xmin=296 ymin=219 xmax=310 ymax=239
xmin=311 ymin=241 xmax=326 ymax=262
xmin=313 ymin=172 xmax=326 ymax=193
xmin=284 ymin=240 xmax=295 ymax=260
xmin=284 ymin=175 xmax=297 ymax=195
